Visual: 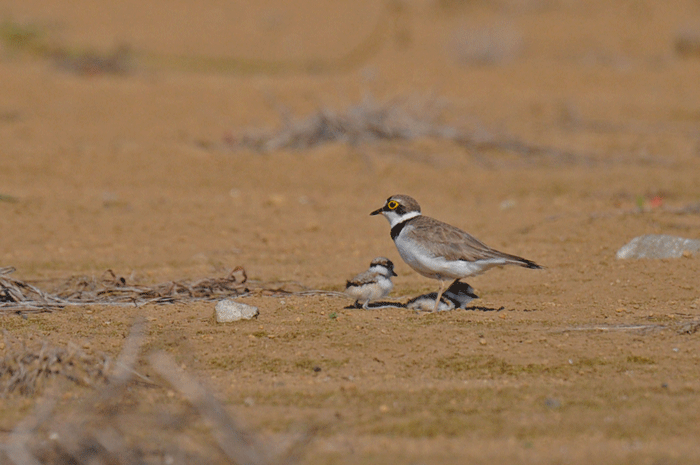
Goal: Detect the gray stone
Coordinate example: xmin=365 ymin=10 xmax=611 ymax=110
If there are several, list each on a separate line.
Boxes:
xmin=215 ymin=299 xmax=259 ymax=322
xmin=616 ymin=234 xmax=700 ymax=260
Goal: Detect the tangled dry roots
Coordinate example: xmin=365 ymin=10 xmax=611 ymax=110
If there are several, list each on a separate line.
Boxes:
xmin=0 ymin=320 xmax=313 ymax=465
xmin=0 ymin=335 xmax=110 ymax=397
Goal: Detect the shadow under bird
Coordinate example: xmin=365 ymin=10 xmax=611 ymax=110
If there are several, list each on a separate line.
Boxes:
xmin=371 ymin=194 xmax=542 ymax=312
xmin=344 ymin=257 xmax=398 ymax=309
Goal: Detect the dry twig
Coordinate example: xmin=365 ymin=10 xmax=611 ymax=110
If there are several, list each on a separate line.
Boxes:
xmin=0 ymin=267 xmax=70 ymax=311
xmin=149 ymin=352 xmax=267 ymax=465
xmin=677 ymin=320 xmax=700 ymax=335
xmin=224 ymin=95 xmax=458 ymax=151
xmin=223 ymin=95 xmax=597 ymax=165
xmin=0 ymin=334 xmax=110 ymax=397
xmin=1 ymin=321 xmax=314 ymax=465
xmin=1 ymin=266 xmax=331 ymax=314
xmin=551 ymin=324 xmax=668 ymax=334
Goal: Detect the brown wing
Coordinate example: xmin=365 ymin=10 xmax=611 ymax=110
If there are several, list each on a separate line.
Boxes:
xmin=346 ymin=269 xmax=377 ymax=288
xmin=405 ymin=216 xmax=540 ymax=267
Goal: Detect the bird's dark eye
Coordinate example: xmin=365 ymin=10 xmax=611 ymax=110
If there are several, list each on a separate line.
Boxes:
xmin=387 ymin=200 xmax=399 ymax=210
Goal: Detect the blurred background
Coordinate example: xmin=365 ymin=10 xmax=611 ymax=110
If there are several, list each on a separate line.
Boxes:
xmin=3 ymin=3 xmax=700 ymax=463
xmin=1 ymin=0 xmax=700 ymax=285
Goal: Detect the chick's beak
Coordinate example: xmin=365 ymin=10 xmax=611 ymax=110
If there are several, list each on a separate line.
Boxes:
xmin=391 ymin=269 xmax=398 ymax=277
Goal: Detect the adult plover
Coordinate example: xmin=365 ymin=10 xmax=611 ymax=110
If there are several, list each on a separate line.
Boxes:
xmin=406 ymin=280 xmax=479 ymax=312
xmin=371 ymin=194 xmax=541 ymax=312
xmin=344 ymin=257 xmax=398 ymax=309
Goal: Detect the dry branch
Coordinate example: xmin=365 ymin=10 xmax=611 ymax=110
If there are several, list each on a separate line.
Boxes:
xmin=224 ymin=95 xmax=457 ymax=151
xmin=551 ymin=324 xmax=668 ymax=334
xmin=552 ymin=320 xmax=700 ymax=335
xmin=223 ymin=95 xmax=597 ymax=164
xmin=1 ymin=322 xmax=313 ymax=465
xmin=150 ymin=352 xmax=267 ymax=465
xmin=0 ymin=267 xmax=70 ymax=311
xmin=1 ymin=266 xmax=331 ymax=314
xmin=677 ymin=320 xmax=700 ymax=335
xmin=0 ymin=334 xmax=110 ymax=397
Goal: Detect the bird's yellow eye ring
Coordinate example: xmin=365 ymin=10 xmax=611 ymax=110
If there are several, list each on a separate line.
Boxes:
xmin=387 ymin=200 xmax=399 ymax=210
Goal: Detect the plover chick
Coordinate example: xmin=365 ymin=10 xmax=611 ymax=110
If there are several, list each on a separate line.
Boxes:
xmin=406 ymin=280 xmax=479 ymax=312
xmin=344 ymin=257 xmax=397 ymax=309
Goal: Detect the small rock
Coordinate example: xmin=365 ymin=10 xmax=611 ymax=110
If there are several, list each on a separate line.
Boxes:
xmin=677 ymin=321 xmax=700 ymax=335
xmin=215 ymin=299 xmax=259 ymax=322
xmin=544 ymin=398 xmax=561 ymax=409
xmin=500 ymin=199 xmax=516 ymax=210
xmin=616 ymin=234 xmax=700 ymax=260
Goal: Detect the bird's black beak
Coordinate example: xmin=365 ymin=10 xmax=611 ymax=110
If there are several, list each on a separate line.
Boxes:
xmin=370 ymin=206 xmax=384 ymax=216
xmin=391 ymin=269 xmax=398 ymax=277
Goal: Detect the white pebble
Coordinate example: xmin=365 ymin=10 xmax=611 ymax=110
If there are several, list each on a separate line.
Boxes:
xmin=616 ymin=234 xmax=700 ymax=259
xmin=215 ymin=299 xmax=259 ymax=322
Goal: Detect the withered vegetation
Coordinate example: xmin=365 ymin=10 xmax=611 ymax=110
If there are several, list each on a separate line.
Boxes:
xmin=0 ymin=320 xmax=313 ymax=465
xmin=0 ymin=335 xmax=110 ymax=397
xmin=1 ymin=266 xmax=328 ymax=314
xmin=223 ymin=95 xmax=593 ymax=165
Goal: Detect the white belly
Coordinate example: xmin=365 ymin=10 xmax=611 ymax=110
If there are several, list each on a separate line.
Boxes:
xmin=345 ymin=278 xmax=393 ymax=303
xmin=395 ymin=235 xmax=506 ymax=280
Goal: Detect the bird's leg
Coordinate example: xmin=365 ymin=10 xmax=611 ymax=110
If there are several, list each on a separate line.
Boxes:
xmin=362 ymin=300 xmax=370 ymax=310
xmin=433 ymin=279 xmax=458 ymax=312
xmin=433 ymin=280 xmax=447 ymax=312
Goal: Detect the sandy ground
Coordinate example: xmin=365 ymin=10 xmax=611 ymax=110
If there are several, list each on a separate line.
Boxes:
xmin=2 ymin=0 xmax=700 ymax=463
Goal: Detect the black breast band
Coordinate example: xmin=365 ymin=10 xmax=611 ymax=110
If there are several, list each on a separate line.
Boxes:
xmin=390 ymin=217 xmax=417 ymax=241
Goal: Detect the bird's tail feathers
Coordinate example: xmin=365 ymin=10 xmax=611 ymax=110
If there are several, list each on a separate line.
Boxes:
xmin=502 ymin=254 xmax=543 ymax=270
xmin=518 ymin=257 xmax=543 ymax=269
